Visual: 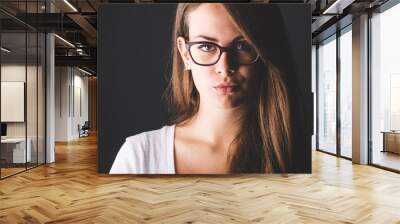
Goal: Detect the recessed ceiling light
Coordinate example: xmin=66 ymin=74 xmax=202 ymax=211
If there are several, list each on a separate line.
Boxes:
xmin=1 ymin=47 xmax=11 ymax=53
xmin=54 ymin=34 xmax=75 ymax=48
xmin=78 ymin=67 xmax=93 ymax=76
xmin=63 ymin=0 xmax=78 ymax=12
xmin=322 ymin=0 xmax=354 ymax=15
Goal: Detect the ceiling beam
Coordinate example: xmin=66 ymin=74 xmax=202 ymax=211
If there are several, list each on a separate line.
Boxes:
xmin=67 ymin=13 xmax=97 ymax=46
xmin=55 ymin=55 xmax=96 ymax=69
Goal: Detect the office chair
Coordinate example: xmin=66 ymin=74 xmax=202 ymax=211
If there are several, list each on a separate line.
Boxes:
xmin=79 ymin=121 xmax=90 ymax=138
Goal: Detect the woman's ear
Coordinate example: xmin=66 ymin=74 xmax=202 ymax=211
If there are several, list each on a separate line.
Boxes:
xmin=176 ymin=36 xmax=191 ymax=63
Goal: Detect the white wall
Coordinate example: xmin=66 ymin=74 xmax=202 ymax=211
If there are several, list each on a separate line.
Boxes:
xmin=55 ymin=66 xmax=69 ymax=141
xmin=1 ymin=63 xmax=46 ymax=163
xmin=312 ymin=45 xmax=317 ymax=150
xmin=1 ymin=64 xmax=41 ymax=137
xmin=72 ymin=72 xmax=89 ymax=138
xmin=1 ymin=65 xmax=26 ymax=134
xmin=1 ymin=82 xmax=25 ymax=122
xmin=55 ymin=67 xmax=89 ymax=141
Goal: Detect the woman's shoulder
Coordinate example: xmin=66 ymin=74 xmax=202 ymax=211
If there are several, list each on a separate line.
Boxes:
xmin=125 ymin=125 xmax=174 ymax=148
xmin=110 ymin=125 xmax=176 ymax=174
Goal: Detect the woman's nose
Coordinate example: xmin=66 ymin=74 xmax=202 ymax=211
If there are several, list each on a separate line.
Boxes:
xmin=215 ymin=52 xmax=236 ymax=76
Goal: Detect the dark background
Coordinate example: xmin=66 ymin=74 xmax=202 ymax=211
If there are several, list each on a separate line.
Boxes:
xmin=98 ymin=3 xmax=312 ymax=173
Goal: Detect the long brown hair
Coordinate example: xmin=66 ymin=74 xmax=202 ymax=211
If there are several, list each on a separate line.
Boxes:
xmin=164 ymin=3 xmax=293 ymax=173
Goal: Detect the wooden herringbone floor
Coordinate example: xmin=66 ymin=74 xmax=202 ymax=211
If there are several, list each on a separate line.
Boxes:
xmin=1 ymin=134 xmax=400 ymax=224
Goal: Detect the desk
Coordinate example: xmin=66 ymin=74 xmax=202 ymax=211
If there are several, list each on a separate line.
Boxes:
xmin=381 ymin=131 xmax=400 ymax=154
xmin=1 ymin=138 xmax=32 ymax=163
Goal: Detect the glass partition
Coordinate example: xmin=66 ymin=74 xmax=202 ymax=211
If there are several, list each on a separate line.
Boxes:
xmin=27 ymin=30 xmax=38 ymax=169
xmin=38 ymin=32 xmax=45 ymax=165
xmin=0 ymin=1 xmax=46 ymax=179
xmin=1 ymin=31 xmax=28 ymax=177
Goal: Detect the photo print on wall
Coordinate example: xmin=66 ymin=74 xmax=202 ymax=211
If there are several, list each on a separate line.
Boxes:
xmin=98 ymin=3 xmax=312 ymax=174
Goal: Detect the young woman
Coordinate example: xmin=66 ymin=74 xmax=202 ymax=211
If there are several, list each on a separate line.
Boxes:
xmin=110 ymin=3 xmax=304 ymax=174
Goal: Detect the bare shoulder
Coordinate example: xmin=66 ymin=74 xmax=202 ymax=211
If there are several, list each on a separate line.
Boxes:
xmin=174 ymin=124 xmax=196 ymax=145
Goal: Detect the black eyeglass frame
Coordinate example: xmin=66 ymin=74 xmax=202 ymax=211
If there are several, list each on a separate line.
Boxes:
xmin=184 ymin=40 xmax=260 ymax=66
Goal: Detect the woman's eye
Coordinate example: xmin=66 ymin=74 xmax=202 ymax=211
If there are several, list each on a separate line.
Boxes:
xmin=236 ymin=42 xmax=251 ymax=51
xmin=198 ymin=44 xmax=216 ymax=52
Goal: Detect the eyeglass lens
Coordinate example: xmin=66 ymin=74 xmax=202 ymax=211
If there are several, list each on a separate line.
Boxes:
xmin=188 ymin=41 xmax=258 ymax=65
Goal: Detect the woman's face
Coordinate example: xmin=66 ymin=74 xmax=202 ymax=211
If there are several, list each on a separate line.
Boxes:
xmin=177 ymin=3 xmax=259 ymax=109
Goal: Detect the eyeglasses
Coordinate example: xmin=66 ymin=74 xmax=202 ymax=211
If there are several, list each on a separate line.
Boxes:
xmin=185 ymin=40 xmax=259 ymax=66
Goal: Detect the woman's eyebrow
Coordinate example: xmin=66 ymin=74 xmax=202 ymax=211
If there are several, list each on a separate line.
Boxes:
xmin=232 ymin=35 xmax=245 ymax=42
xmin=193 ymin=35 xmax=244 ymax=43
xmin=193 ymin=35 xmax=218 ymax=42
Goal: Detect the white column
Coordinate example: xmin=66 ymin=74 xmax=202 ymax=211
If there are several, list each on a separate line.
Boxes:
xmin=352 ymin=14 xmax=369 ymax=164
xmin=46 ymin=1 xmax=55 ymax=163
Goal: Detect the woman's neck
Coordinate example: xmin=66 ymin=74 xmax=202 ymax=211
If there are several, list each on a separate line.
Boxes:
xmin=187 ymin=101 xmax=245 ymax=146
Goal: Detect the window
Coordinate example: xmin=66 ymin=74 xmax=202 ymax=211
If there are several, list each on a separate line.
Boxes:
xmin=340 ymin=28 xmax=352 ymax=158
xmin=317 ymin=35 xmax=337 ymax=154
xmin=370 ymin=2 xmax=400 ymax=171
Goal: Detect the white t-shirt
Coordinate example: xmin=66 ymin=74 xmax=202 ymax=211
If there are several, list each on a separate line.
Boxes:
xmin=109 ymin=125 xmax=176 ymax=174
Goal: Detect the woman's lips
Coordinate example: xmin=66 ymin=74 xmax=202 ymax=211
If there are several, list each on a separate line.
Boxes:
xmin=214 ymin=84 xmax=240 ymax=94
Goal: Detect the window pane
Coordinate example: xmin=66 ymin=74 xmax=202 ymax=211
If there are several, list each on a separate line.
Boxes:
xmin=318 ymin=36 xmax=337 ymax=154
xmin=340 ymin=29 xmax=352 ymax=158
xmin=371 ymin=3 xmax=400 ymax=171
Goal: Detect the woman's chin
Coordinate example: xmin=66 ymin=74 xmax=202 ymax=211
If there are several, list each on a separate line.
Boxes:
xmin=213 ymin=96 xmax=245 ymax=109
